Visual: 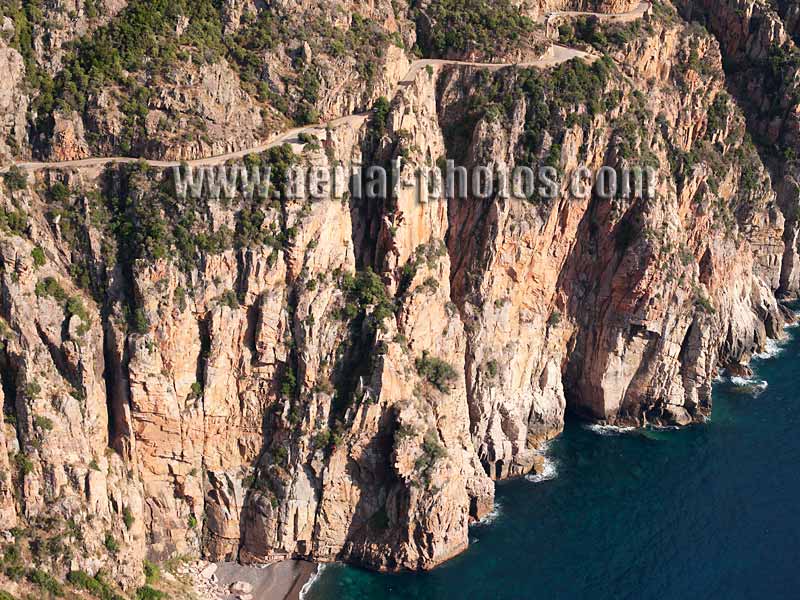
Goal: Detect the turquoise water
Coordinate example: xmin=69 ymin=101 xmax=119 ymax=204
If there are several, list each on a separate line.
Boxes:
xmin=306 ymin=319 xmax=800 ymax=600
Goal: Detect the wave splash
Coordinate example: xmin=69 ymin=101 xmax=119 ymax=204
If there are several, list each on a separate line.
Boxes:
xmin=728 ymin=376 xmax=769 ymax=394
xmin=584 ymin=424 xmax=636 ymax=436
xmin=299 ymin=564 xmax=328 ymax=600
xmin=525 ymin=447 xmax=558 ymax=483
xmin=475 ymin=501 xmax=502 ymax=526
xmin=755 ymin=338 xmax=785 ymax=360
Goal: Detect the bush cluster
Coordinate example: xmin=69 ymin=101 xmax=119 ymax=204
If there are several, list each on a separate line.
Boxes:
xmin=419 ymin=0 xmax=535 ymax=59
xmin=415 ymin=351 xmax=457 ymax=393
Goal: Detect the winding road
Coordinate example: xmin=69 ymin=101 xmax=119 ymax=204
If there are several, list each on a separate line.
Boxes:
xmin=9 ymin=2 xmax=650 ymax=172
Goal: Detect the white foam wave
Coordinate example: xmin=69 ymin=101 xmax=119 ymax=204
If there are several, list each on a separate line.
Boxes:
xmin=525 ymin=455 xmax=558 ymax=483
xmin=584 ymin=423 xmax=635 ymax=436
xmin=729 ymin=376 xmax=768 ymax=391
xmin=475 ymin=501 xmax=502 ymax=526
xmin=646 ymin=424 xmax=680 ymax=431
xmin=299 ymin=563 xmax=327 ymax=600
xmin=755 ymin=338 xmax=785 ymax=360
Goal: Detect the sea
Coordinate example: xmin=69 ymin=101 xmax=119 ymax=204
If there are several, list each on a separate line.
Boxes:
xmin=305 ymin=309 xmax=800 ymax=600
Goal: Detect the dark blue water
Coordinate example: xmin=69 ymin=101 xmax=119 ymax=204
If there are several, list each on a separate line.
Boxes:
xmin=306 ymin=319 xmax=800 ymax=600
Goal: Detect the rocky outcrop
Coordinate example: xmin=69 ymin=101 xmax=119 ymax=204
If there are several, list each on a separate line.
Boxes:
xmin=0 ymin=40 xmax=28 ymax=163
xmin=0 ymin=0 xmax=796 ymax=594
xmin=144 ymin=58 xmax=267 ymax=161
xmin=50 ymin=111 xmax=91 ymax=161
xmin=674 ymin=0 xmax=800 ymax=298
xmin=526 ymin=0 xmax=641 ymax=19
xmin=434 ymin=10 xmax=787 ymax=476
xmin=29 ymin=0 xmax=128 ymax=75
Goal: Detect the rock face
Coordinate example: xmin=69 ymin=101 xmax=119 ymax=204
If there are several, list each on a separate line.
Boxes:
xmin=0 ymin=40 xmax=28 ymax=163
xmin=530 ymin=0 xmax=640 ymax=15
xmin=674 ymin=0 xmax=800 ymax=297
xmin=28 ymin=0 xmax=128 ymax=75
xmin=0 ymin=0 xmax=798 ymax=594
xmin=3 ymin=0 xmax=416 ymax=162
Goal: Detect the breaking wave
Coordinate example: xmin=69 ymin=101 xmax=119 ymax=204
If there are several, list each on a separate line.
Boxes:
xmin=525 ymin=455 xmax=558 ymax=483
xmin=299 ymin=563 xmax=328 ymax=600
xmin=475 ymin=502 xmax=502 ymax=526
xmin=754 ymin=338 xmax=785 ymax=360
xmin=584 ymin=424 xmax=636 ymax=436
xmin=729 ymin=376 xmax=769 ymax=393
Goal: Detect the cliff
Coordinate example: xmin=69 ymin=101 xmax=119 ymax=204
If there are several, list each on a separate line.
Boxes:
xmin=0 ymin=0 xmax=798 ymax=598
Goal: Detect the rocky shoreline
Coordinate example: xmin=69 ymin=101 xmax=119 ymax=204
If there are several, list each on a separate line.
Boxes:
xmin=182 ymin=560 xmax=317 ymax=600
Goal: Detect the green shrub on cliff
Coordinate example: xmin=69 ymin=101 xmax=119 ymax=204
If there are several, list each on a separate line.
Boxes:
xmin=338 ymin=268 xmax=394 ymax=330
xmin=420 ymin=0 xmax=535 ymax=59
xmin=143 ymin=560 xmax=161 ymax=585
xmin=68 ymin=570 xmax=124 ymax=600
xmin=415 ymin=351 xmax=458 ymax=393
xmin=413 ymin=430 xmax=448 ymax=486
xmin=0 ymin=207 xmax=29 ymax=236
xmin=14 ymin=453 xmax=34 ymax=475
xmin=31 ymin=246 xmax=46 ymax=267
xmin=103 ymin=533 xmax=119 ymax=554
xmin=123 ymin=506 xmax=135 ymax=530
xmin=27 ymin=568 xmax=63 ymax=596
xmin=33 ymin=415 xmax=53 ymax=431
xmin=35 ymin=277 xmax=67 ymax=302
xmin=2 ymin=166 xmax=27 ymax=191
xmin=135 ymin=586 xmax=165 ymax=600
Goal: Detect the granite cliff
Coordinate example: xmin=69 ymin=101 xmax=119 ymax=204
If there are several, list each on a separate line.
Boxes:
xmin=0 ymin=0 xmax=797 ymax=598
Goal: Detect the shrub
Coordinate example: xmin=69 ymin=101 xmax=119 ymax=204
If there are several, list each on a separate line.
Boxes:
xmin=394 ymin=423 xmax=416 ymax=442
xmin=280 ymin=369 xmax=296 ymax=399
xmin=48 ymin=182 xmax=70 ymax=203
xmin=485 ymin=359 xmax=498 ymax=379
xmin=135 ymin=586 xmax=164 ymax=600
xmin=132 ymin=308 xmax=149 ymax=334
xmin=413 ymin=429 xmax=448 ymax=485
xmin=415 ymin=351 xmax=458 ymax=392
xmin=370 ymin=96 xmax=391 ymax=133
xmin=33 ymin=415 xmax=53 ymax=431
xmin=3 ymin=166 xmax=27 ymax=191
xmin=218 ymin=289 xmax=239 ymax=309
xmin=694 ymin=294 xmax=716 ymax=314
xmin=422 ymin=277 xmax=439 ymax=292
xmin=31 ymin=246 xmax=46 ymax=267
xmin=0 ymin=207 xmax=28 ymax=235
xmin=273 ymin=446 xmax=288 ymax=466
xmin=421 ymin=0 xmax=535 ymax=59
xmin=35 ymin=277 xmax=67 ymax=301
xmin=338 ymin=268 xmax=394 ymax=329
xmin=187 ymin=515 xmax=197 ymax=529
xmin=14 ymin=453 xmax=33 ymax=476
xmin=103 ymin=533 xmax=119 ymax=553
xmin=24 ymin=381 xmax=41 ymax=399
xmin=27 ymin=568 xmax=63 ymax=596
xmin=297 ymin=132 xmax=318 ymax=145
xmin=143 ymin=560 xmax=160 ymax=585
xmin=67 ymin=570 xmax=119 ymax=598
xmin=66 ymin=296 xmax=91 ymax=335
xmin=123 ymin=506 xmax=134 ymax=530
xmin=547 ymin=311 xmax=562 ymax=327
xmin=174 ymin=286 xmax=187 ymax=311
